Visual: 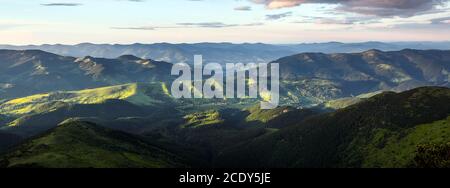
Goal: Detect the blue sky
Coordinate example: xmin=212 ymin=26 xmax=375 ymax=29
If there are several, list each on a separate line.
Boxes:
xmin=0 ymin=0 xmax=449 ymax=44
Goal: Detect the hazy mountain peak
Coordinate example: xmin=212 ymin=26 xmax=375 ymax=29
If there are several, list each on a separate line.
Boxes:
xmin=362 ymin=49 xmax=384 ymax=55
xmin=0 ymin=49 xmax=58 ymax=58
xmin=75 ymin=56 xmax=95 ymax=63
xmin=117 ymin=54 xmax=142 ymax=61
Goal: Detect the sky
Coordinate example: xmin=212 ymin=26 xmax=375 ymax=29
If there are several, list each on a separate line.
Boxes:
xmin=0 ymin=0 xmax=449 ymax=45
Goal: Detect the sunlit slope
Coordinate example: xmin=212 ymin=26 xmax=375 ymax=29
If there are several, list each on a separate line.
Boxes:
xmin=0 ymin=81 xmax=260 ymax=137
xmin=324 ymin=90 xmax=383 ymax=110
xmin=0 ymin=82 xmax=174 ymax=116
xmin=349 ymin=116 xmax=450 ymax=168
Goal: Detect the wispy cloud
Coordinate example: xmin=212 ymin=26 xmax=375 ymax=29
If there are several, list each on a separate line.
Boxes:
xmin=293 ymin=15 xmax=377 ymax=25
xmin=111 ymin=26 xmax=156 ymax=30
xmin=111 ymin=25 xmax=180 ymax=30
xmin=431 ymin=16 xmax=450 ymax=24
xmin=111 ymin=22 xmax=263 ymax=30
xmin=177 ymin=22 xmax=263 ymax=28
xmin=41 ymin=0 xmax=145 ymax=6
xmin=40 ymin=3 xmax=82 ymax=6
xmin=234 ymin=6 xmax=252 ymax=11
xmin=0 ymin=24 xmax=25 ymax=30
xmin=266 ymin=12 xmax=292 ymax=20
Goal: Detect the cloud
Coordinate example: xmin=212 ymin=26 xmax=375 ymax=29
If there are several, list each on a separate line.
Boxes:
xmin=115 ymin=0 xmax=146 ymax=2
xmin=0 ymin=24 xmax=24 ymax=30
xmin=111 ymin=22 xmax=263 ymax=30
xmin=40 ymin=3 xmax=82 ymax=6
xmin=111 ymin=25 xmax=181 ymax=30
xmin=111 ymin=26 xmax=156 ymax=30
xmin=431 ymin=16 xmax=450 ymax=24
xmin=176 ymin=22 xmax=263 ymax=28
xmin=234 ymin=6 xmax=252 ymax=11
xmin=294 ymin=15 xmax=378 ymax=25
xmin=295 ymin=17 xmax=353 ymax=25
xmin=266 ymin=11 xmax=292 ymax=20
xmin=249 ymin=0 xmax=449 ymax=17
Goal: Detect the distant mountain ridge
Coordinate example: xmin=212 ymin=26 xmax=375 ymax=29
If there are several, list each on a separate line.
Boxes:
xmin=1 ymin=41 xmax=449 ymax=65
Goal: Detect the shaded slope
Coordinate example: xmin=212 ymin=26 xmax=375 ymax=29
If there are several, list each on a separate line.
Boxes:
xmin=0 ymin=121 xmax=188 ymax=168
xmin=1 ymin=99 xmax=159 ymax=137
xmin=275 ymin=49 xmax=450 ymax=85
xmin=0 ymin=131 xmax=22 ymax=153
xmin=74 ymin=55 xmax=173 ymax=83
xmin=0 ymin=50 xmax=99 ymax=98
xmin=142 ymin=106 xmax=321 ymax=166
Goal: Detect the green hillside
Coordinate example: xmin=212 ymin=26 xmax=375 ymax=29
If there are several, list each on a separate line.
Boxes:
xmin=182 ymin=110 xmax=224 ymax=128
xmin=244 ymin=105 xmax=319 ymax=128
xmin=1 ymin=86 xmax=449 ymax=168
xmin=0 ymin=82 xmax=253 ymax=137
xmin=0 ymin=83 xmax=173 ymax=116
xmin=324 ymin=91 xmax=383 ymax=110
xmin=215 ymin=87 xmax=450 ymax=168
xmin=141 ymin=106 xmax=320 ymax=165
xmin=0 ymin=82 xmax=183 ymax=136
xmin=0 ymin=121 xmax=188 ymax=168
xmin=1 ymin=99 xmax=163 ymax=137
xmin=347 ymin=116 xmax=450 ymax=167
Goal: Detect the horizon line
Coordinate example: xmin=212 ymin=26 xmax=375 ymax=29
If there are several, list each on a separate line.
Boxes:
xmin=1 ymin=40 xmax=450 ymax=46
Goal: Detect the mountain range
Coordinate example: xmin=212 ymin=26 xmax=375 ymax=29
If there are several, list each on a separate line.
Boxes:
xmin=2 ymin=41 xmax=450 ymax=65
xmin=0 ymin=50 xmax=173 ymax=99
xmin=1 ymin=49 xmax=449 ymax=107
xmin=276 ymin=49 xmax=450 ymax=105
xmin=0 ymin=47 xmax=449 ymax=168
